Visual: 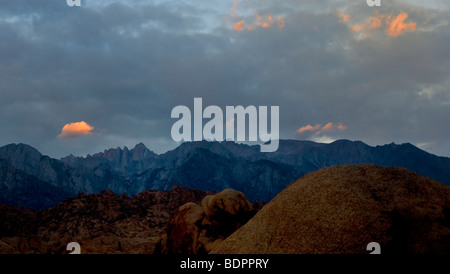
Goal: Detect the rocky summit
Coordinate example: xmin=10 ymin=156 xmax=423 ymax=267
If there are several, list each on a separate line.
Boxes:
xmin=211 ymin=164 xmax=450 ymax=254
xmin=0 ymin=186 xmax=212 ymax=254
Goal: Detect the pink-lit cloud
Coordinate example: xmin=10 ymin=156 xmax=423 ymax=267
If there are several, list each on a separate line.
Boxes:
xmin=385 ymin=12 xmax=416 ymax=37
xmin=229 ymin=1 xmax=285 ymax=32
xmin=297 ymin=122 xmax=348 ymax=136
xmin=58 ymin=121 xmax=94 ymax=139
xmin=297 ymin=124 xmax=322 ymax=134
xmin=341 ymin=10 xmax=417 ymax=38
xmin=233 ymin=20 xmax=245 ymax=31
xmin=338 ymin=12 xmax=350 ymax=23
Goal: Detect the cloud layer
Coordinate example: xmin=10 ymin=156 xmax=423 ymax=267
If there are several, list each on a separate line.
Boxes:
xmin=297 ymin=122 xmax=348 ymax=143
xmin=0 ymin=0 xmax=449 ymax=158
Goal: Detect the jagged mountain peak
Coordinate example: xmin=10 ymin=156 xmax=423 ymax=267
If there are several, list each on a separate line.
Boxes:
xmin=61 ymin=142 xmax=157 ymax=175
xmin=134 ymin=142 xmax=147 ymax=150
xmin=87 ymin=143 xmax=154 ymax=159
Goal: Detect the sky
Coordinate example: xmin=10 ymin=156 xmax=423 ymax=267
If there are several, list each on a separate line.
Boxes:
xmin=0 ymin=0 xmax=449 ymax=158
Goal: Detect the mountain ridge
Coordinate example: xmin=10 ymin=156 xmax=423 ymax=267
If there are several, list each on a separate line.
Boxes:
xmin=1 ymin=139 xmax=450 ymax=209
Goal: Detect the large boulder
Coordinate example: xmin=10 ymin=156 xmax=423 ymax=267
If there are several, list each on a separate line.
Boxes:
xmin=211 ymin=164 xmax=450 ymax=254
xmin=155 ymin=189 xmax=256 ymax=254
xmin=201 ymin=189 xmax=254 ymax=228
xmin=155 ymin=202 xmax=204 ymax=254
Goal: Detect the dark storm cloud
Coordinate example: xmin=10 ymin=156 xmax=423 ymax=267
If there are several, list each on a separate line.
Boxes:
xmin=0 ymin=0 xmax=211 ymax=156
xmin=0 ymin=0 xmax=449 ymax=158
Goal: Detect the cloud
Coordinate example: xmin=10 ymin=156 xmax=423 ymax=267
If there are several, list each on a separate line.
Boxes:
xmin=228 ymin=1 xmax=285 ymax=32
xmin=346 ymin=11 xmax=416 ymax=38
xmin=245 ymin=14 xmax=285 ymax=31
xmin=233 ymin=20 xmax=245 ymax=32
xmin=338 ymin=12 xmax=350 ymax=23
xmin=240 ymin=14 xmax=285 ymax=31
xmin=1 ymin=0 xmax=450 ymax=159
xmin=386 ymin=12 xmax=417 ymax=37
xmin=231 ymin=0 xmax=241 ymax=18
xmin=337 ymin=124 xmax=348 ymax=131
xmin=351 ymin=15 xmax=382 ymax=32
xmin=321 ymin=122 xmax=334 ymax=132
xmin=310 ymin=135 xmax=337 ymax=144
xmin=58 ymin=121 xmax=94 ymax=139
xmin=297 ymin=123 xmax=348 ymax=136
xmin=297 ymin=124 xmax=321 ymax=134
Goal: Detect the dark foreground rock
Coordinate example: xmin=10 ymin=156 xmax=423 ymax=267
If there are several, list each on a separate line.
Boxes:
xmin=211 ymin=164 xmax=450 ymax=254
xmin=0 ymin=186 xmax=212 ymax=254
xmin=154 ymin=189 xmax=258 ymax=254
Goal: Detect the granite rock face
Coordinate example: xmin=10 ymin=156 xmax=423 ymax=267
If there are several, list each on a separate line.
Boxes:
xmin=212 ymin=165 xmax=450 ymax=254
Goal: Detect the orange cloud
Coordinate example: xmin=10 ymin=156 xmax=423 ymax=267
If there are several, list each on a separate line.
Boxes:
xmin=234 ymin=14 xmax=285 ymax=32
xmin=321 ymin=122 xmax=334 ymax=132
xmin=369 ymin=16 xmax=382 ymax=29
xmin=338 ymin=12 xmax=350 ymax=23
xmin=58 ymin=121 xmax=94 ymax=139
xmin=351 ymin=15 xmax=383 ymax=33
xmin=386 ymin=12 xmax=416 ymax=37
xmin=337 ymin=123 xmax=348 ymax=131
xmin=231 ymin=0 xmax=241 ymax=18
xmin=229 ymin=1 xmax=284 ymax=32
xmin=348 ymin=12 xmax=416 ymax=38
xmin=258 ymin=14 xmax=273 ymax=28
xmin=297 ymin=124 xmax=321 ymax=134
xmin=297 ymin=122 xmax=348 ymax=135
xmin=233 ymin=20 xmax=245 ymax=31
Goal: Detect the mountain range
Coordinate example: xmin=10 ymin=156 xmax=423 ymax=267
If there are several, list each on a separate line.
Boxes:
xmin=1 ymin=139 xmax=450 ymax=210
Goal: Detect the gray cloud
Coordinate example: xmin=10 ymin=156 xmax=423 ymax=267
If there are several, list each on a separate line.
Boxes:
xmin=0 ymin=0 xmax=449 ymax=158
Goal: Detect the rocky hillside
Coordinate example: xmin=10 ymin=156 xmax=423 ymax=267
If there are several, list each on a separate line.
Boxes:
xmin=2 ymin=164 xmax=449 ymax=254
xmin=0 ymin=186 xmax=212 ymax=254
xmin=211 ymin=164 xmax=450 ymax=254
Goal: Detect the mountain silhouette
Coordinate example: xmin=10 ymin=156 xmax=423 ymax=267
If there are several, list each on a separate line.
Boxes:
xmin=1 ymin=139 xmax=449 ymax=209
